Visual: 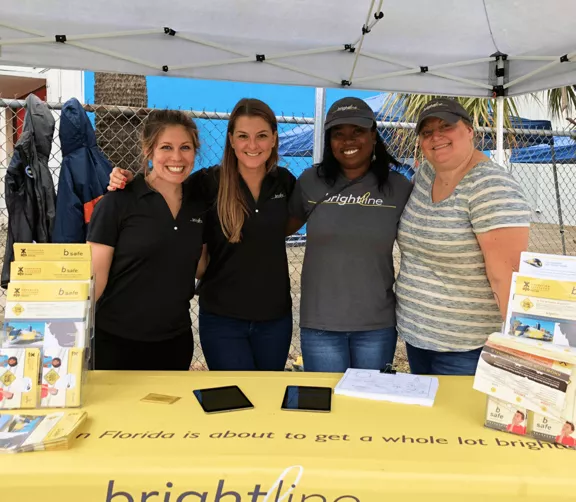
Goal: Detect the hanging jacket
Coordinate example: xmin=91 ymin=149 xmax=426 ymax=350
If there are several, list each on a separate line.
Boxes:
xmin=52 ymin=98 xmax=112 ymax=243
xmin=1 ymin=94 xmax=56 ymax=288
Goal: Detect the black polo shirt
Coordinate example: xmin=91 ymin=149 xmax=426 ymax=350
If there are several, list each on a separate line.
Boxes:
xmin=197 ymin=166 xmax=296 ymax=321
xmin=87 ymin=173 xmax=206 ymax=342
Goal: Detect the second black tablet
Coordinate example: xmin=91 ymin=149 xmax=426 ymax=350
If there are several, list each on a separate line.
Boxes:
xmin=281 ymin=385 xmax=332 ymax=412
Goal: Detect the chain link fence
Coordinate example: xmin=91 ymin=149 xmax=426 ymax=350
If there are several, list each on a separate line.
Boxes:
xmin=0 ymin=98 xmax=574 ymax=370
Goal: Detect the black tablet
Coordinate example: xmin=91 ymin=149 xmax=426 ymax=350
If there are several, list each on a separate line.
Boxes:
xmin=193 ymin=385 xmax=254 ymax=414
xmin=281 ymin=385 xmax=332 ymax=412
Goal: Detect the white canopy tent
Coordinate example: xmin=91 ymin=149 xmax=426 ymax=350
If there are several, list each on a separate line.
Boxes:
xmin=1 ymin=0 xmax=575 ymax=98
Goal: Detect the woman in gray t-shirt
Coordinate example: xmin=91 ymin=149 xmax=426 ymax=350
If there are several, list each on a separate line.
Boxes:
xmin=396 ymin=98 xmax=531 ymax=375
xmin=288 ymin=97 xmax=413 ymax=372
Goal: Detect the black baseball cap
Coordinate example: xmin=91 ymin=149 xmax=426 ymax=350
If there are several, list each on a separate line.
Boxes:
xmin=325 ymin=97 xmax=376 ymax=131
xmin=416 ymin=98 xmax=472 ymax=133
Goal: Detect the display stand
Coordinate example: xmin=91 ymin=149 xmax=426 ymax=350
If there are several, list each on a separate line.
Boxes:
xmin=1 ymin=243 xmax=94 ymax=410
xmin=474 ymin=252 xmax=576 ymax=450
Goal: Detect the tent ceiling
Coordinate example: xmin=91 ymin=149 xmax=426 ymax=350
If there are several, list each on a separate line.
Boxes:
xmin=1 ymin=0 xmax=575 ymax=97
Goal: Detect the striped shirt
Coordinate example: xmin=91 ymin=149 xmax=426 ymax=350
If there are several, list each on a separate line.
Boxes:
xmin=396 ymin=160 xmax=531 ymax=352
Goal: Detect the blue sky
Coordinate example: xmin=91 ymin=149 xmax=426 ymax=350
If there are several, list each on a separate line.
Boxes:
xmin=84 ymin=72 xmax=379 ymax=116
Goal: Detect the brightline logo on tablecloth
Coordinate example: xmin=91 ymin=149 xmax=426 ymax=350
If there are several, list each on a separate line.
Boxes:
xmin=105 ymin=479 xmax=360 ymax=501
xmin=105 ymin=465 xmax=361 ymax=501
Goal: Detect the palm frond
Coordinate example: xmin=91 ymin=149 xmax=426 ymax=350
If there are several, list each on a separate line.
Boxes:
xmin=378 ymin=93 xmax=522 ymax=163
xmin=547 ymin=86 xmax=576 ymax=123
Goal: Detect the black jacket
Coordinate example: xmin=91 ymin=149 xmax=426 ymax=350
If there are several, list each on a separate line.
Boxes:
xmin=1 ymin=94 xmax=57 ymax=288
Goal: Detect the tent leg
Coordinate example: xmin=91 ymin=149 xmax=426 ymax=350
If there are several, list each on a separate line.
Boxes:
xmin=550 ymin=144 xmax=566 ymax=254
xmin=496 ymin=96 xmax=505 ymax=167
xmin=313 ymin=87 xmax=326 ymax=164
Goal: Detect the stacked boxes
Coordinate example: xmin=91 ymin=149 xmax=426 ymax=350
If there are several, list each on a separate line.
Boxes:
xmin=1 ymin=243 xmax=94 ymax=409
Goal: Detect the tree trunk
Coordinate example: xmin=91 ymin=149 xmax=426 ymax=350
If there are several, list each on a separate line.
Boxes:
xmin=94 ymin=73 xmax=148 ymax=172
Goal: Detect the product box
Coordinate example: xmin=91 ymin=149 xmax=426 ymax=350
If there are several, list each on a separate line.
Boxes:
xmin=40 ymin=348 xmax=84 ymax=408
xmin=0 ymin=348 xmax=40 ymax=409
xmin=530 ymin=413 xmax=576 ymax=448
xmin=485 ymin=397 xmax=528 ymax=435
xmin=13 ymin=243 xmax=91 ymax=262
xmin=11 ymin=261 xmax=92 ymax=281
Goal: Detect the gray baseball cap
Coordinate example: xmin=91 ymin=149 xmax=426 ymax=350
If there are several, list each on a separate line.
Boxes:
xmin=416 ymin=98 xmax=472 ymax=133
xmin=325 ymin=97 xmax=376 ymax=131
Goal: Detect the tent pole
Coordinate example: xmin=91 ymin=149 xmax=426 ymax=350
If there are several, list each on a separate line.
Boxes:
xmin=550 ymin=143 xmax=567 ymax=254
xmin=496 ymin=96 xmax=505 ymax=167
xmin=313 ymin=88 xmax=326 ymax=164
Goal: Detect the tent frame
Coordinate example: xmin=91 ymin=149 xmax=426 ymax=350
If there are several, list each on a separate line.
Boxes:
xmin=1 ymin=0 xmax=575 ymax=98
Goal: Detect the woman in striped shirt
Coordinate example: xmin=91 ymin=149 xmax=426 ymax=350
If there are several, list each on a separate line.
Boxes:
xmin=396 ymin=98 xmax=531 ymax=376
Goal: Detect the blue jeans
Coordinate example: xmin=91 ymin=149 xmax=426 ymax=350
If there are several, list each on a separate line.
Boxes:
xmin=406 ymin=343 xmax=483 ymax=376
xmin=301 ymin=327 xmax=397 ymax=373
xmin=199 ymin=309 xmax=292 ymax=371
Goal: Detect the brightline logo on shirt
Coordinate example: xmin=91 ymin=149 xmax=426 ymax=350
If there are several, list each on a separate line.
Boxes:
xmin=314 ymin=191 xmax=396 ymax=208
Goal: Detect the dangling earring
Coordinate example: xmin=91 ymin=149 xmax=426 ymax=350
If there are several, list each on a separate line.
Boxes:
xmin=371 ymin=143 xmax=376 ymax=162
xmin=148 ymin=159 xmax=153 ymax=170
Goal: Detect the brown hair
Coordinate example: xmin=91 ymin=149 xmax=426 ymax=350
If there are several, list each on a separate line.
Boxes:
xmin=217 ymin=98 xmax=278 ymax=243
xmin=140 ymin=109 xmax=200 ymax=175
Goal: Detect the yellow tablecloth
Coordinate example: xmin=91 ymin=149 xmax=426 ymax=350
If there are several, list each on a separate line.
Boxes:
xmin=5 ymin=371 xmax=576 ymax=501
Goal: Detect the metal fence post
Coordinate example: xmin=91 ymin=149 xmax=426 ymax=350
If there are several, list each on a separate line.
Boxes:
xmin=313 ymin=88 xmax=326 ymax=165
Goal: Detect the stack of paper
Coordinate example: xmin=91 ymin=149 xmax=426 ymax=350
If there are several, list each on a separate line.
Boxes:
xmin=0 ymin=410 xmax=87 ymax=453
xmin=335 ymin=368 xmax=439 ymax=407
xmin=473 ymin=333 xmax=575 ymax=419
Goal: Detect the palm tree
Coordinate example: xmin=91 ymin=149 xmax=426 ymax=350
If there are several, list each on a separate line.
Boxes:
xmin=379 ymin=87 xmax=576 ymax=163
xmin=94 ymin=73 xmax=148 ymax=172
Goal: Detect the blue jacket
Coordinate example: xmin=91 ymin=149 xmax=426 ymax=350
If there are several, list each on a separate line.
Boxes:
xmin=52 ymin=98 xmax=112 ymax=243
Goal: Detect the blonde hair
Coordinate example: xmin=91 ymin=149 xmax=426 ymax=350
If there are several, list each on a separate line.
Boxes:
xmin=218 ymin=98 xmax=278 ymax=243
xmin=141 ymin=109 xmax=200 ymax=176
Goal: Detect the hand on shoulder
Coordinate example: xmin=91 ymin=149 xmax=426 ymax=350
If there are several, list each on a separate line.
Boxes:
xmin=108 ymin=167 xmax=134 ymax=191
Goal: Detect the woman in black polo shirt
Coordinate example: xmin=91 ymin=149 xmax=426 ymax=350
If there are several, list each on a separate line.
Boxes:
xmin=108 ymin=99 xmax=296 ymax=371
xmin=88 ymin=110 xmax=206 ymax=371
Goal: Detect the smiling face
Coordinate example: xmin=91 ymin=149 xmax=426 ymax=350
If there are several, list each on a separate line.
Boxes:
xmin=419 ymin=117 xmax=474 ymax=171
xmin=147 ymin=125 xmax=196 ymax=185
xmin=229 ymin=116 xmax=277 ymax=171
xmin=512 ymin=412 xmax=524 ymax=426
xmin=562 ymin=422 xmax=574 ymax=436
xmin=329 ymin=124 xmax=376 ymax=176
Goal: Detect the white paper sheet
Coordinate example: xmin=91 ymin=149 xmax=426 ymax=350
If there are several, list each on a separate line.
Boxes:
xmin=334 ymin=369 xmax=439 ymax=407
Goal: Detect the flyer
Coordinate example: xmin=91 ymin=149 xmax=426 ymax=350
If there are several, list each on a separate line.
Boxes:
xmin=504 ymin=274 xmax=576 ymax=347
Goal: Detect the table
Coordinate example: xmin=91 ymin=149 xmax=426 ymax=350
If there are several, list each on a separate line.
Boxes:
xmin=5 ymin=371 xmax=576 ymax=501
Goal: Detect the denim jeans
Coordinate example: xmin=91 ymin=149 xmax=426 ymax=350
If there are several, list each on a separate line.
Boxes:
xmin=199 ymin=309 xmax=292 ymax=371
xmin=300 ymin=327 xmax=398 ymax=373
xmin=406 ymin=343 xmax=483 ymax=376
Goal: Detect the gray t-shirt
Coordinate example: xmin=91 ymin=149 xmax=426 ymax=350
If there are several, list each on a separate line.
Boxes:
xmin=290 ymin=167 xmax=413 ymax=331
xmin=396 ymin=160 xmax=531 ymax=352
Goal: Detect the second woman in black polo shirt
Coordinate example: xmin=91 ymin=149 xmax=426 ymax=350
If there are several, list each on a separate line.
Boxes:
xmin=108 ymin=99 xmax=296 ymax=371
xmin=88 ymin=110 xmax=206 ymax=371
